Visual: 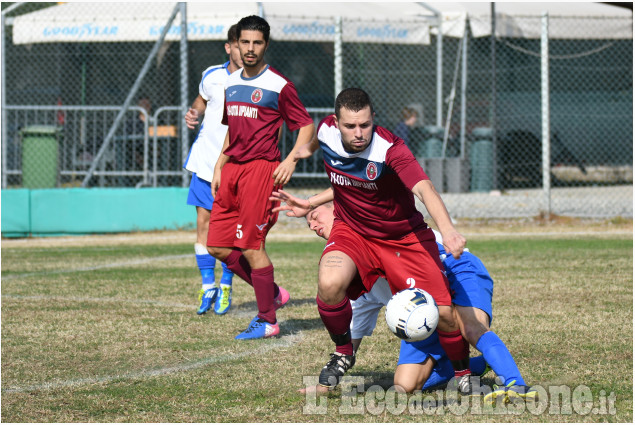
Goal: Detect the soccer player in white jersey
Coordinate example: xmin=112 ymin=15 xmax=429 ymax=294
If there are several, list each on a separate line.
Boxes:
xmin=184 ymin=25 xmax=242 ymax=316
xmin=206 ymin=15 xmax=315 ymax=340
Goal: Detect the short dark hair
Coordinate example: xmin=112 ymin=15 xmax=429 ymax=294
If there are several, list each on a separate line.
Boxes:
xmin=334 ymin=88 xmax=374 ymax=119
xmin=237 ymin=15 xmax=270 ymax=43
xmin=227 ymin=24 xmax=239 ymax=43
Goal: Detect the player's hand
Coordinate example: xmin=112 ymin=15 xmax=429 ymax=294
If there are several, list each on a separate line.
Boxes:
xmin=442 ymin=230 xmax=466 ymax=259
xmin=270 ymin=189 xmax=311 ymax=217
xmin=211 ymin=172 xmax=221 ymax=198
xmin=184 ymin=108 xmax=200 ymax=130
xmin=272 ymin=159 xmax=296 ymax=186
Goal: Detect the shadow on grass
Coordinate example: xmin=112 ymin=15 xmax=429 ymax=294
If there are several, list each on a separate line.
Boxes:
xmin=231 ymin=297 xmax=318 ymax=313
xmin=279 ymin=317 xmax=325 ymax=335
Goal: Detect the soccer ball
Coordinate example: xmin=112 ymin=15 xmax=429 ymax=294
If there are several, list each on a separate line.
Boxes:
xmin=385 ymin=288 xmax=439 ymax=342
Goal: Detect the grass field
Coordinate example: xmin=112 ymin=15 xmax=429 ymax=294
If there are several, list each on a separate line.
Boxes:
xmin=1 ymin=224 xmax=632 ymax=422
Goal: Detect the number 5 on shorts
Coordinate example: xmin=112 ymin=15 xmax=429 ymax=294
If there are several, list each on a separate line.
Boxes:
xmin=236 ymin=224 xmax=243 ymax=239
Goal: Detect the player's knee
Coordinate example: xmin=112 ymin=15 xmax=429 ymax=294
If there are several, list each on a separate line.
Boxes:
xmin=393 ymin=377 xmax=418 ymax=394
xmin=207 ymin=246 xmax=225 ymax=260
xmin=463 ymin=322 xmax=489 ymax=346
xmin=437 ymin=306 xmax=458 ymax=331
xmin=317 ymin=278 xmax=347 ymax=305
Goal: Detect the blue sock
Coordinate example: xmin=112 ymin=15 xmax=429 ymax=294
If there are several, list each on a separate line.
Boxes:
xmin=469 ymin=355 xmax=487 ymax=376
xmin=421 ymin=355 xmax=488 ymax=391
xmin=220 ymin=261 xmax=234 ymax=285
xmin=475 ymin=331 xmax=525 ymax=386
xmin=422 ymin=357 xmax=454 ymax=390
xmin=196 ymin=253 xmax=216 ymax=287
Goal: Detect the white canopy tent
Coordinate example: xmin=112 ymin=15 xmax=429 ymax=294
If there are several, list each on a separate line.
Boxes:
xmin=4 ymin=2 xmax=632 ymax=190
xmin=11 ymin=2 xmax=632 ymax=45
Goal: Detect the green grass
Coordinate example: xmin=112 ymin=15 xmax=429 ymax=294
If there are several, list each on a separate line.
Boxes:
xmin=1 ymin=234 xmax=632 ymax=422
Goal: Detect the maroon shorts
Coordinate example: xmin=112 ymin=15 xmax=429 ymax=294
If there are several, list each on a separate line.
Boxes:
xmin=208 ymin=159 xmax=280 ymax=250
xmin=321 ymin=220 xmax=451 ymax=305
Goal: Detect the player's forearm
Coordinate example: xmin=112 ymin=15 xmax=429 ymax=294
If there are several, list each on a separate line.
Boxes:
xmin=191 ymin=95 xmax=207 ymax=116
xmin=307 ymin=188 xmax=334 ymax=208
xmin=215 ymin=132 xmax=231 ymax=172
xmin=284 ymin=123 xmax=316 ymax=162
xmin=413 ymin=180 xmax=455 ymax=234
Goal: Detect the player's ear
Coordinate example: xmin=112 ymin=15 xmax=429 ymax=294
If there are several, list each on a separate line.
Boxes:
xmin=224 ymin=42 xmax=231 ymax=55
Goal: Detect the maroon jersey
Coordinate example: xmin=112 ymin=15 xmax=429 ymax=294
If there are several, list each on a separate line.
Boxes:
xmin=222 ymin=65 xmax=313 ymax=162
xmin=318 ymin=115 xmax=429 ymax=239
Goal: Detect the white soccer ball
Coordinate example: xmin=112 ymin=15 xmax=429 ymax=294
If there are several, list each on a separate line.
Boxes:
xmin=385 ymin=288 xmax=439 ymax=342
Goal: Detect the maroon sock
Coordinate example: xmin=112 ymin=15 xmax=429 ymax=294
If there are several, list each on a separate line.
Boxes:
xmin=438 ymin=329 xmax=471 ymax=376
xmin=317 ymin=295 xmax=353 ymax=356
xmin=252 ymin=264 xmax=276 ymax=324
xmin=223 ymin=249 xmax=252 ymax=286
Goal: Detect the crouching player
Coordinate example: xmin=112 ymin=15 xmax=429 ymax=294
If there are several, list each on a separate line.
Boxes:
xmin=274 ymin=195 xmax=536 ymax=401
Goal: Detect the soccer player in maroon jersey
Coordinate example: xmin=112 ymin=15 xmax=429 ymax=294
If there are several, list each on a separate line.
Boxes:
xmin=272 ymin=88 xmax=475 ymax=394
xmin=206 ymin=15 xmax=315 ymax=340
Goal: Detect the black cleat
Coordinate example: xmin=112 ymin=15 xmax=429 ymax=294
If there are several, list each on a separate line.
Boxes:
xmin=318 ymin=352 xmax=355 ymax=389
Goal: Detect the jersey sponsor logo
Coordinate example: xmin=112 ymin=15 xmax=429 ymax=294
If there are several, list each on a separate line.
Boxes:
xmin=329 ymin=172 xmax=378 ymax=191
xmin=366 ymin=162 xmax=378 ymax=180
xmin=226 ymin=104 xmax=259 ymax=119
xmin=330 ymin=159 xmax=344 ymax=166
xmin=251 ymin=88 xmax=263 ymax=103
xmin=228 ymin=90 xmax=237 ymax=97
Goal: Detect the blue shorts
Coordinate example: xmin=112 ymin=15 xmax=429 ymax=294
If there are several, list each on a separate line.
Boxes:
xmin=444 ymin=250 xmax=494 ymax=324
xmin=186 ymin=172 xmax=214 ymax=210
xmin=397 ymin=331 xmax=447 ymax=366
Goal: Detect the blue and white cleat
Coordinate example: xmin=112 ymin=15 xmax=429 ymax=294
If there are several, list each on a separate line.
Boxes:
xmin=214 ymin=284 xmax=232 ymax=315
xmin=235 ymin=316 xmax=279 ymax=340
xmin=197 ymin=288 xmax=218 ymax=315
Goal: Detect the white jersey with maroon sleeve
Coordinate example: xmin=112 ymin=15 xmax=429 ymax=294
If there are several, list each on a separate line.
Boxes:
xmin=183 ymin=62 xmax=231 ymax=183
xmin=318 ymin=115 xmax=430 ymax=239
xmin=222 ymin=65 xmax=312 ymax=163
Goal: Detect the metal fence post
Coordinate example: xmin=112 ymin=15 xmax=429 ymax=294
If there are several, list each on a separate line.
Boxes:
xmin=179 ymin=2 xmax=189 ymax=188
xmin=541 ymin=11 xmax=551 ymax=215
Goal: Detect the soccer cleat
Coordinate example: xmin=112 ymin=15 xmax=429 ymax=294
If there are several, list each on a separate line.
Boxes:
xmin=197 ymin=288 xmax=218 ymax=315
xmin=318 ymin=352 xmax=356 ymax=389
xmin=235 ymin=317 xmax=279 ymax=340
xmin=214 ymin=284 xmax=232 ymax=315
xmin=506 ymin=381 xmax=539 ymax=401
xmin=454 ymin=375 xmax=491 ymax=398
xmin=483 ymin=380 xmax=537 ymax=404
xmin=456 ymin=375 xmax=472 ymax=395
xmin=274 ymin=286 xmax=290 ymax=310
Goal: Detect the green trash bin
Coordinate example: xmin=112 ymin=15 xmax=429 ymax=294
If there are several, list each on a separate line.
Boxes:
xmin=469 ymin=127 xmax=493 ymax=192
xmin=20 ymin=125 xmax=60 ymax=189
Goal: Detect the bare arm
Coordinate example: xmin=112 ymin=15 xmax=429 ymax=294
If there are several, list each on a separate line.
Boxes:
xmin=184 ymin=95 xmax=207 ymax=129
xmin=270 ymin=187 xmax=334 ymax=217
xmin=294 ymin=132 xmax=320 ymax=161
xmin=272 ymin=122 xmax=316 ymax=186
xmin=412 ymin=180 xmax=465 ymax=259
xmin=211 ymin=130 xmax=230 ymax=198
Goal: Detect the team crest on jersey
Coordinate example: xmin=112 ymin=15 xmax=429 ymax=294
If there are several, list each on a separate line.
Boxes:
xmin=366 ymin=162 xmax=378 ymax=180
xmin=251 ymin=88 xmax=263 ymax=103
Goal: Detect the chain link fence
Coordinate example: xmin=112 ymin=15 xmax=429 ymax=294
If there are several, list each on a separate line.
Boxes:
xmin=2 ymin=3 xmax=632 ymax=218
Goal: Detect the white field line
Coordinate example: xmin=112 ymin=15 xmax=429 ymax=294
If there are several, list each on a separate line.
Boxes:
xmin=2 ymin=294 xmax=260 ymax=319
xmin=2 ymin=331 xmax=303 ymax=394
xmin=2 ymin=294 xmax=193 ymax=309
xmin=1 ymin=254 xmax=191 ymax=281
